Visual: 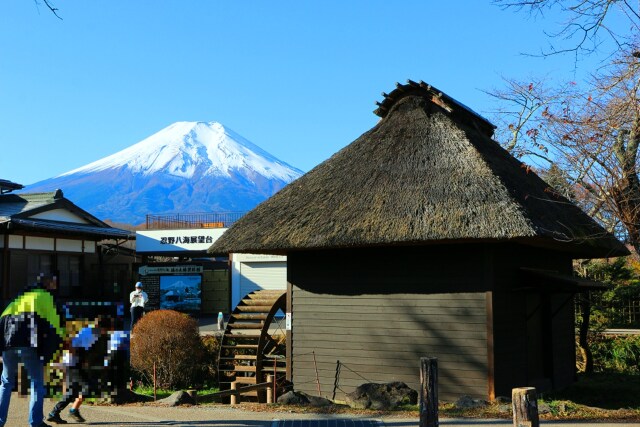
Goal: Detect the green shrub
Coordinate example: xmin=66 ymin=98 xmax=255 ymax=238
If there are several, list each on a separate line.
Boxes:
xmin=576 ymin=258 xmax=640 ymax=329
xmin=199 ymin=334 xmax=221 ymax=387
xmin=130 ymin=309 xmax=205 ymax=389
xmin=589 ymin=334 xmax=640 ymax=374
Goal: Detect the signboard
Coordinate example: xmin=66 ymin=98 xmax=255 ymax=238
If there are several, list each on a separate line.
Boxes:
xmin=138 ymin=263 xmax=205 ymax=313
xmin=160 ymin=275 xmax=201 ymax=312
xmin=136 ymin=228 xmax=227 ymax=253
xmin=138 ymin=265 xmax=203 ymax=276
xmin=139 ymin=276 xmax=161 ymax=310
xmin=232 ymin=253 xmax=287 ymax=262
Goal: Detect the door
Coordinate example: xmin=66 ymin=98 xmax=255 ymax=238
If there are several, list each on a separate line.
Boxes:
xmin=235 ymin=261 xmax=286 ymax=308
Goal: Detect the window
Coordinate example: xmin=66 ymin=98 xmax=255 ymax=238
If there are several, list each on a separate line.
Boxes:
xmin=58 ymin=254 xmax=81 ymax=297
xmin=27 ymin=253 xmax=53 ymax=287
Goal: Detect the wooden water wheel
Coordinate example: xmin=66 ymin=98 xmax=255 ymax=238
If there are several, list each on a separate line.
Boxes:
xmin=218 ymin=289 xmax=287 ymax=402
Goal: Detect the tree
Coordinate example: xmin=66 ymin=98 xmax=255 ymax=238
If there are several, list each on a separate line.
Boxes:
xmin=494 ymin=0 xmax=639 ymax=58
xmin=493 ymin=0 xmax=640 ymax=375
xmin=490 ymin=1 xmax=640 ymax=252
xmin=489 ymin=52 xmax=640 ymax=252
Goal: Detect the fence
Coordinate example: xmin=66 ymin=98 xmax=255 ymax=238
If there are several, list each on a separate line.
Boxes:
xmin=146 ymin=212 xmax=246 ymax=230
xmin=577 ymin=292 xmax=640 ymax=328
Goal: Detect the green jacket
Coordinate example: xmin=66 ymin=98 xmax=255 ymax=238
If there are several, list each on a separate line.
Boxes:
xmin=0 ymin=286 xmax=64 ymax=362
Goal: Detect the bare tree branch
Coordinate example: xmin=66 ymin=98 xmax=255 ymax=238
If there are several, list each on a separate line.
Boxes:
xmin=494 ymin=0 xmax=639 ymax=57
xmin=34 ymin=0 xmax=62 ymax=19
xmin=488 ymin=50 xmax=640 ymax=251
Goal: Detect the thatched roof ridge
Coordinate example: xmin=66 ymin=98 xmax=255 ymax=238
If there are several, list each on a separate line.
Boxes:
xmin=375 ymin=80 xmax=496 ymax=138
xmin=210 ymin=86 xmax=627 ymax=258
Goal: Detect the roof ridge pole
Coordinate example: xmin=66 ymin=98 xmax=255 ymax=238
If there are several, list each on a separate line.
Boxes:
xmin=395 ymin=82 xmax=406 ymax=92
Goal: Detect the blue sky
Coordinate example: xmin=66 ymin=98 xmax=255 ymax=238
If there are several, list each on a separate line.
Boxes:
xmin=0 ymin=1 xmax=614 ymax=186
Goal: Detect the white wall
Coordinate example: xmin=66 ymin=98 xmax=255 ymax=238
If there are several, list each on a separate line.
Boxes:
xmin=230 ymin=253 xmax=287 ymax=309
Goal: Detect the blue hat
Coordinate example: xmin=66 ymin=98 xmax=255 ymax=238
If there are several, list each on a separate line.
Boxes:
xmin=135 ymin=282 xmax=143 ymax=288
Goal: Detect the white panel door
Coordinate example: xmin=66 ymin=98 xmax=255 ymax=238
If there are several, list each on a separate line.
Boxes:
xmin=238 ymin=261 xmax=286 ymax=304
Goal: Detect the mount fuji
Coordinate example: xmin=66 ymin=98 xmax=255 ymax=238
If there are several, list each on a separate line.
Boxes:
xmin=23 ymin=121 xmax=304 ymax=225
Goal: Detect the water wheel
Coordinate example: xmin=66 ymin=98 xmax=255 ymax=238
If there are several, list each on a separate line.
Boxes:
xmin=218 ymin=289 xmax=287 ymax=402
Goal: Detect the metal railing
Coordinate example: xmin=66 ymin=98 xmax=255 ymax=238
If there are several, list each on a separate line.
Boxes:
xmin=145 ymin=212 xmax=246 ymax=230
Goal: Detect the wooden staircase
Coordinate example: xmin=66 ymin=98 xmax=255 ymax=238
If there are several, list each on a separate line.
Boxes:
xmin=218 ymin=289 xmax=286 ymax=402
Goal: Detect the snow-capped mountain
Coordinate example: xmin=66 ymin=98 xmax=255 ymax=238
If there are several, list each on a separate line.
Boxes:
xmin=23 ymin=121 xmax=304 ymax=225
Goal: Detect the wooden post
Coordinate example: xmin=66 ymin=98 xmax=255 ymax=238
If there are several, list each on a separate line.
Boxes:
xmin=512 ymin=387 xmax=539 ymax=427
xmin=419 ymin=357 xmax=438 ymax=427
xmin=273 ymin=358 xmax=277 ymax=401
xmin=230 ymin=381 xmax=237 ymax=405
xmin=266 ymin=374 xmax=273 ymax=404
xmin=153 ymin=362 xmax=157 ymax=401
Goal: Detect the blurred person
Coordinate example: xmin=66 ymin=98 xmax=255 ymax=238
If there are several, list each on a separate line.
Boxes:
xmin=47 ymin=315 xmax=114 ymax=424
xmin=0 ymin=273 xmax=65 ymax=427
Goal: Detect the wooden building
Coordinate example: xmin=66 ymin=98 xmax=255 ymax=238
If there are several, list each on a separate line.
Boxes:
xmin=0 ymin=186 xmax=136 ymax=305
xmin=209 ymin=81 xmax=628 ymax=401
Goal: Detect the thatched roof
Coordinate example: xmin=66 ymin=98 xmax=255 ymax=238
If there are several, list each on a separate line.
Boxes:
xmin=210 ymin=81 xmax=627 ymax=258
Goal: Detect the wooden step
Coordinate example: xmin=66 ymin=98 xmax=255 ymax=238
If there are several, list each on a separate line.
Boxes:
xmin=219 ymin=354 xmax=257 ymax=361
xmin=231 ymin=313 xmax=268 ymax=320
xmin=261 ymin=366 xmax=287 ymax=373
xmin=219 ymin=365 xmax=257 ymax=373
xmin=228 ymin=323 xmax=264 ymax=330
xmin=221 ymin=344 xmax=259 ymax=350
xmin=241 ymin=299 xmax=279 ymax=306
xmin=236 ymin=306 xmax=273 ymax=313
xmin=243 ymin=300 xmax=278 ymax=307
xmin=231 ymin=365 xmax=257 ymax=373
xmin=224 ymin=334 xmax=260 ymax=340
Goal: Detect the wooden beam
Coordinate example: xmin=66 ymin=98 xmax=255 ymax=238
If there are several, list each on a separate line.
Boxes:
xmin=202 ymin=381 xmax=271 ymax=401
xmin=486 ymin=291 xmax=495 ymax=402
xmin=286 ymin=280 xmax=292 ymax=381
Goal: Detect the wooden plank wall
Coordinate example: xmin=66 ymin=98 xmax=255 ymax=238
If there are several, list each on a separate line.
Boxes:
xmin=291 ymin=290 xmax=488 ymax=401
xmin=288 ymin=245 xmax=491 ymax=402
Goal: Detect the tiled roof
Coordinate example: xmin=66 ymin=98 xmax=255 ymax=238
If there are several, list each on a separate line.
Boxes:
xmin=0 ymin=190 xmax=133 ymax=240
xmin=0 ymin=179 xmax=24 ymax=194
xmin=0 ymin=192 xmax=58 ymax=219
xmin=10 ymin=218 xmax=133 ymax=239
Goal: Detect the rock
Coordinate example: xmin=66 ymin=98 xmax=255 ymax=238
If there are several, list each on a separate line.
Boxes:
xmin=277 ymin=391 xmax=310 ymax=405
xmin=345 ymin=382 xmax=417 ymax=410
xmin=277 ymin=390 xmax=333 ymax=407
xmin=306 ymin=394 xmax=333 ymax=407
xmin=156 ymin=390 xmax=196 ymax=406
xmin=455 ymin=395 xmax=488 ymax=409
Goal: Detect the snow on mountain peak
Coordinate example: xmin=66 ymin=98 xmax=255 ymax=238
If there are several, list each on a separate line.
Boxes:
xmin=60 ymin=121 xmax=302 ymax=181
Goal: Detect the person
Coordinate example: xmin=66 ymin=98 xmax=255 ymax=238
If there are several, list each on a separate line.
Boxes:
xmin=47 ymin=315 xmax=113 ymax=424
xmin=0 ymin=273 xmax=65 ymax=427
xmin=105 ymin=329 xmax=130 ymax=401
xmin=129 ymin=282 xmax=148 ymax=331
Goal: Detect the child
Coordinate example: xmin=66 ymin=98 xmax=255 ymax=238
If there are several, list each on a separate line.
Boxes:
xmin=47 ymin=315 xmax=113 ymax=424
